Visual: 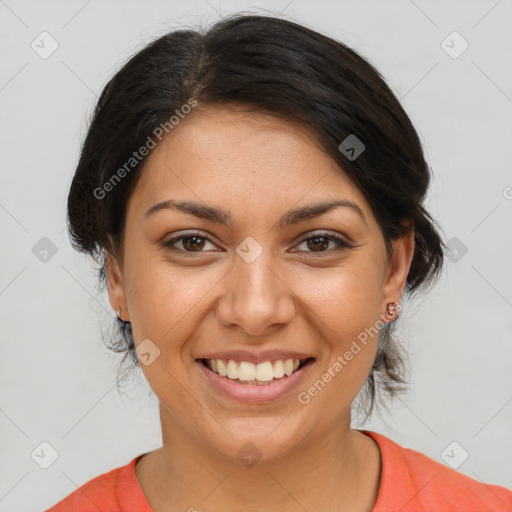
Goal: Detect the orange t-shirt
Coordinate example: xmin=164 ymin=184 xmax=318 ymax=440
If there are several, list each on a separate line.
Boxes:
xmin=46 ymin=430 xmax=512 ymax=511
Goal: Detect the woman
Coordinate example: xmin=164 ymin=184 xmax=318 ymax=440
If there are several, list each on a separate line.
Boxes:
xmin=47 ymin=13 xmax=512 ymax=512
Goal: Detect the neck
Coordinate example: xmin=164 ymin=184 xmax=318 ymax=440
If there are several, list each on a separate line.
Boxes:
xmin=136 ymin=404 xmax=381 ymax=512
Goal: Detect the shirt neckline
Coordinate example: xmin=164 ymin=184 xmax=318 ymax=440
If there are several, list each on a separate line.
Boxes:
xmin=122 ymin=429 xmax=403 ymax=511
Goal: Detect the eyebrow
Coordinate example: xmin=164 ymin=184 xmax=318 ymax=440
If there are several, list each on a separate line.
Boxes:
xmin=144 ymin=199 xmax=367 ymax=228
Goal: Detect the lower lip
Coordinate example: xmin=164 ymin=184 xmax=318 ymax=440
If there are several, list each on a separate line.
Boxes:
xmin=196 ymin=359 xmax=315 ymax=404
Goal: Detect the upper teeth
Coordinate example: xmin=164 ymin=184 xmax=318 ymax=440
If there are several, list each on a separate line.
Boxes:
xmin=207 ymin=358 xmax=302 ymax=382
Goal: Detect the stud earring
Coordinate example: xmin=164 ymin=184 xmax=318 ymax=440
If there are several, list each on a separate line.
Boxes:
xmin=385 ymin=302 xmax=400 ymax=319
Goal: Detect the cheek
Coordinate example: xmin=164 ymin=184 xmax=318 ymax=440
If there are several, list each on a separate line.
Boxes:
xmin=298 ymin=257 xmax=384 ymax=342
xmin=126 ymin=249 xmax=385 ymax=346
xmin=293 ymin=259 xmax=383 ymax=394
xmin=123 ymin=255 xmax=222 ymax=348
xmin=122 ymin=259 xmax=221 ymax=399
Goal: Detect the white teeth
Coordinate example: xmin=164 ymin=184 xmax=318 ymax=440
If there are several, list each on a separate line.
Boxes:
xmin=217 ymin=359 xmax=227 ymax=377
xmin=272 ymin=360 xmax=285 ymax=378
xmin=238 ymin=361 xmax=256 ymax=381
xmin=226 ymin=360 xmax=238 ymax=379
xmin=205 ymin=358 xmax=306 ymax=382
xmin=255 ymin=361 xmax=273 ymax=381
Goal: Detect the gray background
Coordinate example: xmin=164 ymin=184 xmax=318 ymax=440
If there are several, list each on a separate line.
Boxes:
xmin=1 ymin=0 xmax=511 ymax=510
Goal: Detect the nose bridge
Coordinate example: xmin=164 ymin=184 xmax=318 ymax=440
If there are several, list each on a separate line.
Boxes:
xmin=234 ymin=234 xmax=278 ymax=293
xmin=217 ymin=243 xmax=295 ymax=335
xmin=236 ymin=250 xmax=277 ymax=300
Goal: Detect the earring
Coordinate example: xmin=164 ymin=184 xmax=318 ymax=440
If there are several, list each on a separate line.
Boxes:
xmin=385 ymin=302 xmax=400 ymax=319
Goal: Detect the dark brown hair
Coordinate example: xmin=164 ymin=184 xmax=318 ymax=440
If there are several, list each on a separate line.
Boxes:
xmin=67 ymin=13 xmax=446 ymax=421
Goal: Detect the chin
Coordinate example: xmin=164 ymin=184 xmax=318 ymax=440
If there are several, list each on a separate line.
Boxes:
xmin=201 ymin=415 xmax=309 ymax=466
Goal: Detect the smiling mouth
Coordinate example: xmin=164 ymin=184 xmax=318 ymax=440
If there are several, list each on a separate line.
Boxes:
xmin=198 ymin=357 xmax=315 ymax=385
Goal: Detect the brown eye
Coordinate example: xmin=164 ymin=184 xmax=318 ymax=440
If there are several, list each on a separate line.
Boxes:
xmin=181 ymin=236 xmax=206 ymax=252
xmin=307 ymin=236 xmax=330 ymax=252
xmin=162 ymin=232 xmax=218 ymax=253
xmin=294 ymin=232 xmax=354 ymax=254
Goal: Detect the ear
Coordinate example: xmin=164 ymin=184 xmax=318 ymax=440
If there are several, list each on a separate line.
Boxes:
xmin=105 ymin=252 xmax=129 ymax=321
xmin=381 ymin=224 xmax=415 ymax=311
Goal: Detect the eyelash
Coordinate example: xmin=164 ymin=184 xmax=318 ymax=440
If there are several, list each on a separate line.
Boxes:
xmin=162 ymin=230 xmax=355 ymax=254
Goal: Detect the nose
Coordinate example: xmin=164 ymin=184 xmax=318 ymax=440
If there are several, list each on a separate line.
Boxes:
xmin=215 ymin=251 xmax=296 ymax=337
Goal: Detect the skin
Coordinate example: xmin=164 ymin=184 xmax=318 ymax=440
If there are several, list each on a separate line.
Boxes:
xmin=106 ymin=105 xmax=415 ymax=512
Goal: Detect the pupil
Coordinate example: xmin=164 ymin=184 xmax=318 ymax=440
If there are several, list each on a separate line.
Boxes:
xmin=184 ymin=236 xmax=205 ymax=251
xmin=308 ymin=237 xmax=328 ymax=252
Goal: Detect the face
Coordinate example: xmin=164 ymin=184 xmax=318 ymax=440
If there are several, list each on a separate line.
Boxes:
xmin=107 ymin=105 xmax=414 ymax=462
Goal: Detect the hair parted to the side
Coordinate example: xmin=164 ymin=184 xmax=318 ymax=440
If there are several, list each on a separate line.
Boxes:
xmin=66 ymin=13 xmax=446 ymax=421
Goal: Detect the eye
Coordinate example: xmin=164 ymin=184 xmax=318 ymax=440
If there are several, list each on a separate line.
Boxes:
xmin=162 ymin=231 xmax=219 ymax=253
xmin=162 ymin=230 xmax=355 ymax=255
xmin=292 ymin=232 xmax=355 ymax=254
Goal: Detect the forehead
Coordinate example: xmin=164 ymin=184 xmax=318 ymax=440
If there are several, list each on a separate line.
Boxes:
xmin=129 ymin=106 xmax=371 ymax=221
xmin=146 ymin=106 xmax=332 ymax=175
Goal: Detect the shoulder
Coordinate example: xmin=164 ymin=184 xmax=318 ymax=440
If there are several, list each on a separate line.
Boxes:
xmin=361 ymin=430 xmax=512 ymax=512
xmin=46 ymin=455 xmax=151 ymax=512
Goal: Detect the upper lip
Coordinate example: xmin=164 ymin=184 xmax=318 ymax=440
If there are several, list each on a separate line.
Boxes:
xmin=195 ymin=350 xmax=315 ymax=364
